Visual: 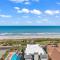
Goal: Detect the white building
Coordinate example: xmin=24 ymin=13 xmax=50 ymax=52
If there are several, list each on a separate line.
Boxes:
xmin=24 ymin=44 xmax=48 ymax=60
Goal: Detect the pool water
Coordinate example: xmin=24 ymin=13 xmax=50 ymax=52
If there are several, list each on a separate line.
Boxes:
xmin=11 ymin=53 xmax=21 ymax=60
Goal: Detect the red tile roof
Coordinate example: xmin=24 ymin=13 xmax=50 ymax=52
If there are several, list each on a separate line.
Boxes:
xmin=47 ymin=45 xmax=60 ymax=60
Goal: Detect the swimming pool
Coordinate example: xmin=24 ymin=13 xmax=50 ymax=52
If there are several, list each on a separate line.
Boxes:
xmin=11 ymin=53 xmax=21 ymax=60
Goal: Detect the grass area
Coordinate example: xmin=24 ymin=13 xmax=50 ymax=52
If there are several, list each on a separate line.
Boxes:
xmin=0 ymin=38 xmax=60 ymax=52
xmin=0 ymin=38 xmax=60 ymax=46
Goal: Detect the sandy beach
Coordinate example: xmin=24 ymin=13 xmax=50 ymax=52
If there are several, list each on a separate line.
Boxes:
xmin=0 ymin=33 xmax=60 ymax=39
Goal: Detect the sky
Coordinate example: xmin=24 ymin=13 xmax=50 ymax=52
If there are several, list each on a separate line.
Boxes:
xmin=0 ymin=0 xmax=60 ymax=26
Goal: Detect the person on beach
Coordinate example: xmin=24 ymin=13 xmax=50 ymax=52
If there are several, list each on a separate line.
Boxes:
xmin=11 ymin=50 xmax=19 ymax=60
xmin=11 ymin=53 xmax=17 ymax=60
xmin=17 ymin=53 xmax=22 ymax=60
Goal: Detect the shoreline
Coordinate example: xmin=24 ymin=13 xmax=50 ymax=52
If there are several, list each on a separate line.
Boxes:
xmin=0 ymin=35 xmax=60 ymax=39
xmin=0 ymin=33 xmax=60 ymax=39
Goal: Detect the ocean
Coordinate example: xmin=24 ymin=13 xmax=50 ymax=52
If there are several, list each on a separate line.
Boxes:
xmin=0 ymin=26 xmax=60 ymax=36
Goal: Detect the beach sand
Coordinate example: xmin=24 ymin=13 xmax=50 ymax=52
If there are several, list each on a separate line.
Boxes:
xmin=0 ymin=34 xmax=60 ymax=39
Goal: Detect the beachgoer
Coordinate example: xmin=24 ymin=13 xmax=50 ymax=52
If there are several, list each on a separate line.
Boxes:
xmin=11 ymin=53 xmax=17 ymax=60
xmin=17 ymin=53 xmax=22 ymax=60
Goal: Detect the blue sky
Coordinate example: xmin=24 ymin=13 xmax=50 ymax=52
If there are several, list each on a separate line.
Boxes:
xmin=0 ymin=0 xmax=60 ymax=26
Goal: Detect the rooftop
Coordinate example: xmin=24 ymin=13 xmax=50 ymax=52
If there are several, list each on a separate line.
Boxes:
xmin=47 ymin=45 xmax=60 ymax=60
xmin=25 ymin=44 xmax=46 ymax=55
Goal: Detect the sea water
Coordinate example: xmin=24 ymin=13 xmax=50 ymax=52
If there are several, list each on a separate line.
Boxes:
xmin=0 ymin=26 xmax=60 ymax=36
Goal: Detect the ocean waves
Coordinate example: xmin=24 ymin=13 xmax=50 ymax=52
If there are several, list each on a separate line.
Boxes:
xmin=0 ymin=33 xmax=60 ymax=36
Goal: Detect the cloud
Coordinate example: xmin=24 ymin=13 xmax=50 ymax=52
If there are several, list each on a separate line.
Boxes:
xmin=36 ymin=19 xmax=48 ymax=23
xmin=10 ymin=0 xmax=39 ymax=3
xmin=14 ymin=7 xmax=30 ymax=13
xmin=10 ymin=0 xmax=29 ymax=3
xmin=14 ymin=7 xmax=42 ymax=15
xmin=45 ymin=10 xmax=60 ymax=15
xmin=17 ymin=8 xmax=30 ymax=13
xmin=31 ymin=9 xmax=42 ymax=15
xmin=22 ymin=15 xmax=29 ymax=18
xmin=24 ymin=1 xmax=30 ymax=5
xmin=21 ymin=8 xmax=30 ymax=13
xmin=36 ymin=20 xmax=42 ymax=23
xmin=55 ymin=15 xmax=60 ymax=18
xmin=32 ymin=0 xmax=39 ymax=2
xmin=0 ymin=14 xmax=12 ymax=18
xmin=42 ymin=19 xmax=48 ymax=22
xmin=26 ymin=21 xmax=32 ymax=24
xmin=37 ymin=16 xmax=41 ymax=18
xmin=14 ymin=7 xmax=20 ymax=10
